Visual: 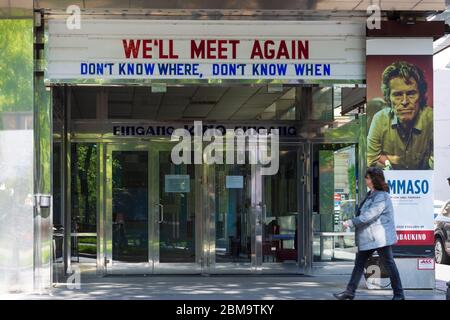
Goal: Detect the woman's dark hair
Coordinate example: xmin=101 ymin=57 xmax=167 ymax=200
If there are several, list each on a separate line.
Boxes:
xmin=366 ymin=167 xmax=389 ymax=192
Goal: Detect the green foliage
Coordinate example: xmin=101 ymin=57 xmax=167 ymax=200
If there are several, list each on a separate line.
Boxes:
xmin=78 ymin=244 xmax=97 ymax=255
xmin=72 ymin=144 xmax=98 ymax=230
xmin=0 ymin=19 xmax=33 ymax=112
xmin=323 ymin=119 xmax=360 ymax=142
xmin=78 ymin=237 xmax=97 ymax=245
xmin=347 ymin=163 xmax=356 ymax=200
xmin=319 ymin=150 xmax=334 ymax=232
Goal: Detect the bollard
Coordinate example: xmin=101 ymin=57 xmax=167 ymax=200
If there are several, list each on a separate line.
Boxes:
xmin=447 ymin=281 xmax=450 ymax=300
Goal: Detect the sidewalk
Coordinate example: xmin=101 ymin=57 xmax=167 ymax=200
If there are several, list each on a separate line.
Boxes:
xmin=1 ymin=268 xmax=446 ymax=300
xmin=436 ymin=263 xmax=450 ymax=293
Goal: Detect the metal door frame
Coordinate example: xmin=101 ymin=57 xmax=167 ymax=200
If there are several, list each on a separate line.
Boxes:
xmin=205 ymin=161 xmax=258 ymax=274
xmin=104 ymin=142 xmax=153 ymax=274
xmin=104 ymin=140 xmax=203 ymax=274
xmin=258 ymin=142 xmax=306 ymax=274
xmin=204 ymin=142 xmax=307 ymax=274
xmin=309 ymin=141 xmax=360 ymax=275
xmin=150 ymin=140 xmax=202 ymax=274
xmin=101 ymin=138 xmax=308 ymax=275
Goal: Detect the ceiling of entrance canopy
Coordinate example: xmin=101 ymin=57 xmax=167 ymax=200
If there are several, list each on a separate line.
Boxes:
xmin=71 ymin=85 xmax=305 ymax=121
xmin=33 ymin=0 xmax=446 ymax=13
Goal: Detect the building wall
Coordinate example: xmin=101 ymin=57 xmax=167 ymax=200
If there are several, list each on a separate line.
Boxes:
xmin=433 ymin=48 xmax=450 ymax=204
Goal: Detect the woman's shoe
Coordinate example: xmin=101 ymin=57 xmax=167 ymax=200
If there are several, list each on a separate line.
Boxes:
xmin=392 ymin=296 xmax=405 ymax=300
xmin=333 ymin=291 xmax=355 ymax=300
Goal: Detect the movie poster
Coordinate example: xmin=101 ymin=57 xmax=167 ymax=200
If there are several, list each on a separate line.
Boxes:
xmin=366 ymin=39 xmax=434 ymax=248
xmin=367 ymin=54 xmax=433 ymax=172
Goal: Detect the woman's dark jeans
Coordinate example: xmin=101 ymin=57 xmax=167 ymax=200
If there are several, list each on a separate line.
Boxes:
xmin=346 ymin=245 xmax=404 ymax=298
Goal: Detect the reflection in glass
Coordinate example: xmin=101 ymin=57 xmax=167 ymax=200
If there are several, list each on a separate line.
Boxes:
xmin=71 ymin=144 xmax=97 ymax=233
xmin=313 ymin=144 xmax=357 ymax=262
xmin=263 ymin=148 xmax=299 ymax=264
xmin=159 ymin=151 xmax=195 ymax=263
xmin=52 ymin=143 xmax=63 ymax=262
xmin=71 ymin=143 xmax=98 ymax=262
xmin=310 ymin=87 xmax=333 ymax=121
xmin=112 ymin=151 xmax=148 ymax=263
xmin=215 ymin=164 xmax=251 ymax=263
xmin=72 ymin=236 xmax=97 ymax=260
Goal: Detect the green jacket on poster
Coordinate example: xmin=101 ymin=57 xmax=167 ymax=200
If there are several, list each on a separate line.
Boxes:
xmin=367 ymin=106 xmax=433 ymax=170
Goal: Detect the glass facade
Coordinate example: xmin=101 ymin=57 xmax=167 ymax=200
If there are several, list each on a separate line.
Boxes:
xmin=54 ymin=84 xmax=362 ymax=275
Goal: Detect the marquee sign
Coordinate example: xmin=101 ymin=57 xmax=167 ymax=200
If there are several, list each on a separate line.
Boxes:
xmin=47 ymin=20 xmax=365 ymax=81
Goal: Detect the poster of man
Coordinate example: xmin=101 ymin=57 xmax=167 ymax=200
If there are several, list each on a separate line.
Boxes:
xmin=366 ymin=57 xmax=433 ymax=170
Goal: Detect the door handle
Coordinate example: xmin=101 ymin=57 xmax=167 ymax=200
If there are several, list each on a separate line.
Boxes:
xmin=262 ymin=204 xmax=266 ymax=225
xmin=158 ymin=204 xmax=164 ymax=223
xmin=257 ymin=203 xmax=266 ymax=226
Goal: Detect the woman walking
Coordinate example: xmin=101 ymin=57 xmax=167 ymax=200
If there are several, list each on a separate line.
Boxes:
xmin=333 ymin=167 xmax=405 ymax=300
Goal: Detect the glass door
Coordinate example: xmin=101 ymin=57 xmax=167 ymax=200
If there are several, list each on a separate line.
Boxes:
xmin=210 ymin=162 xmax=255 ymax=273
xmin=105 ymin=141 xmax=201 ymax=274
xmin=312 ymin=143 xmax=358 ymax=270
xmin=207 ymin=145 xmax=304 ymax=274
xmin=260 ymin=144 xmax=305 ymax=273
xmin=150 ymin=141 xmax=201 ymax=274
xmin=105 ymin=144 xmax=151 ymax=274
xmin=103 ymin=141 xmax=304 ymax=274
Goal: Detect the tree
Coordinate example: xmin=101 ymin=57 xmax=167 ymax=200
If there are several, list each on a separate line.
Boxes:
xmin=0 ymin=19 xmax=33 ymax=114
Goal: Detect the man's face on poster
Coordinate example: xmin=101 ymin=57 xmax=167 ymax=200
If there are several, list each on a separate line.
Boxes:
xmin=389 ymin=76 xmax=420 ymax=125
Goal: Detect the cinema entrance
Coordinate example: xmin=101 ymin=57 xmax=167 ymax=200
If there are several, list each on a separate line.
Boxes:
xmin=48 ymin=16 xmax=365 ymax=279
xmin=55 ymin=84 xmax=350 ymax=276
xmin=99 ymin=141 xmax=305 ymax=275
